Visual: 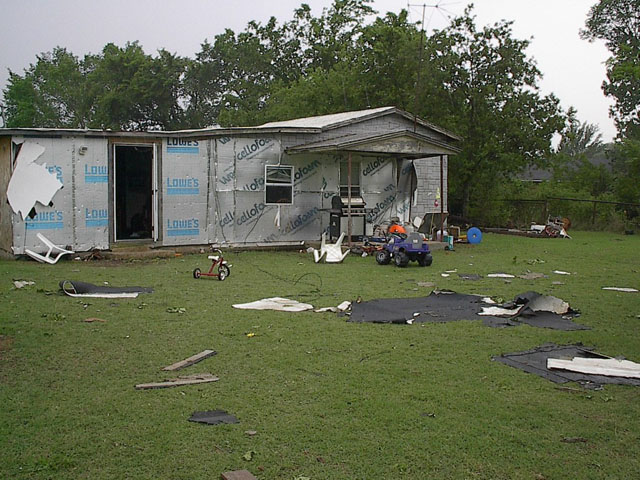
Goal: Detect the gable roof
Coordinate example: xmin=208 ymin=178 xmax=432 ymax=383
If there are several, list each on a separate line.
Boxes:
xmin=258 ymin=106 xmax=461 ymax=141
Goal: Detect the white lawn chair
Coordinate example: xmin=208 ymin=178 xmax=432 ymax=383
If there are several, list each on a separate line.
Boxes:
xmin=312 ymin=232 xmax=350 ymax=263
xmin=24 ymin=233 xmax=74 ymax=264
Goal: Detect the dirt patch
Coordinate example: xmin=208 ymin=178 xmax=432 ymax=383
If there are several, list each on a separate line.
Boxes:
xmin=0 ymin=334 xmax=13 ymax=358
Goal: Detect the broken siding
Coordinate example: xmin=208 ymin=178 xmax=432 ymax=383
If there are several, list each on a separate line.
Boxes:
xmin=10 ymin=136 xmax=110 ymax=254
xmin=413 ymin=157 xmax=448 ymax=218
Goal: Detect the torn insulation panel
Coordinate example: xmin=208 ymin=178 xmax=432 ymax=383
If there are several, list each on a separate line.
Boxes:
xmin=7 ymin=142 xmax=63 ymax=219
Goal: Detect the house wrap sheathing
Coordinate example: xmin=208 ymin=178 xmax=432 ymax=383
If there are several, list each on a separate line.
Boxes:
xmin=0 ymin=107 xmax=460 ymax=256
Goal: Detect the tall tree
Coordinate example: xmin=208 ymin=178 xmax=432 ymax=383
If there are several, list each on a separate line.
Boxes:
xmin=581 ymin=0 xmax=640 ymax=137
xmin=425 ymin=9 xmax=564 ymax=215
xmin=3 ymin=47 xmax=92 ymax=128
xmin=88 ymin=42 xmax=187 ymax=130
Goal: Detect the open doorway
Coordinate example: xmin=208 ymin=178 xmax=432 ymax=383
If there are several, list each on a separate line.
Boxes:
xmin=114 ymin=145 xmax=155 ymax=241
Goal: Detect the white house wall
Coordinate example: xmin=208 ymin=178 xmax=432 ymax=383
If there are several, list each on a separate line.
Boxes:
xmin=162 ymin=137 xmax=209 ymax=245
xmin=11 ymin=136 xmax=109 ymax=254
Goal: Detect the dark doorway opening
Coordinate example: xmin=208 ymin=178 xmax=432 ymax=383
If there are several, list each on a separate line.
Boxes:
xmin=114 ymin=145 xmax=153 ymax=240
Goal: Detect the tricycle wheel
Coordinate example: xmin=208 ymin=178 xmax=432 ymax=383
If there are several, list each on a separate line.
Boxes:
xmin=418 ymin=253 xmax=433 ymax=267
xmin=376 ymin=250 xmax=391 ymax=265
xmin=218 ymin=265 xmax=230 ymax=281
xmin=394 ymin=251 xmax=409 ymax=267
xmin=193 ymin=268 xmax=201 ymax=279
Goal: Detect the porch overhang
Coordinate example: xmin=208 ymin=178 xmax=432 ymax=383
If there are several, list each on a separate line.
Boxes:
xmin=285 ymin=129 xmax=461 ymax=158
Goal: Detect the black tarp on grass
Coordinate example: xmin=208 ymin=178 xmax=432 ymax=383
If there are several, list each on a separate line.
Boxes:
xmin=347 ymin=290 xmax=589 ymax=330
xmin=493 ymin=343 xmax=640 ymax=388
xmin=188 ymin=410 xmax=239 ymax=425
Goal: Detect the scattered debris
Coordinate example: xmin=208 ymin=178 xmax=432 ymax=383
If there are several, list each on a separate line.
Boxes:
xmin=166 ymin=307 xmax=187 ymax=314
xmin=189 ymin=409 xmax=239 ymax=425
xmin=553 ymin=270 xmax=571 ymax=275
xmin=25 ymin=233 xmax=74 ymax=264
xmin=561 ymin=437 xmax=587 ymax=444
xmin=135 ymin=373 xmax=219 ymax=390
xmin=60 ymin=280 xmax=153 ymax=298
xmin=487 ymin=273 xmax=515 ymax=278
xmin=13 ymin=280 xmax=35 ymax=289
xmin=246 ymin=332 xmax=256 ymax=338
xmin=245 ymin=430 xmax=257 ymax=436
xmin=83 ymin=317 xmax=106 ymax=323
xmin=441 ymin=273 xmax=450 ymax=277
xmin=493 ymin=344 xmax=640 ymax=388
xmin=348 ymin=291 xmax=587 ymax=330
xmin=417 ymin=281 xmax=436 ymax=288
xmin=233 ymin=297 xmax=314 ymax=312
xmin=220 ymin=470 xmax=258 ymax=480
xmin=548 ymin=357 xmax=640 ymax=379
xmin=458 ymin=273 xmax=482 ymax=281
xmin=163 ymin=350 xmax=217 ymax=371
xmin=602 ymin=287 xmax=638 ymax=293
xmin=517 ymin=272 xmax=547 ymax=280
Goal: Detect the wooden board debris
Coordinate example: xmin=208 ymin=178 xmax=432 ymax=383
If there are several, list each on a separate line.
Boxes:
xmin=162 ymin=349 xmax=217 ymax=371
xmin=135 ymin=373 xmax=219 ymax=390
xmin=221 ymin=470 xmax=258 ymax=480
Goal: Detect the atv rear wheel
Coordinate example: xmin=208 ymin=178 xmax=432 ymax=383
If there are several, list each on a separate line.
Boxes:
xmin=418 ymin=253 xmax=433 ymax=267
xmin=376 ymin=249 xmax=391 ymax=265
xmin=394 ymin=251 xmax=409 ymax=267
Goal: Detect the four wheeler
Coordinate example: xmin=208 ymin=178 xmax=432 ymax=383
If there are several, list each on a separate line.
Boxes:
xmin=193 ymin=248 xmax=231 ymax=281
xmin=375 ymin=232 xmax=433 ymax=268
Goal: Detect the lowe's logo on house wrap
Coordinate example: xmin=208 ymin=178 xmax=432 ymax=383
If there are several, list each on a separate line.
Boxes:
xmin=166 ymin=218 xmax=200 ymax=237
xmin=235 ymin=138 xmax=273 ymax=161
xmin=362 ymin=157 xmax=387 ymax=177
xmin=166 ymin=177 xmax=199 ymax=195
xmin=47 ymin=165 xmax=63 ymax=183
xmin=84 ymin=164 xmax=108 ymax=183
xmin=85 ymin=208 xmax=109 ymax=227
xmin=294 ymin=159 xmax=320 ymax=184
xmin=26 ymin=211 xmax=64 ymax=230
xmin=167 ymin=138 xmax=200 ymax=154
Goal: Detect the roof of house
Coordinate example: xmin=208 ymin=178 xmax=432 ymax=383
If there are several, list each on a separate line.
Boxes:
xmin=0 ymin=106 xmax=461 ymax=143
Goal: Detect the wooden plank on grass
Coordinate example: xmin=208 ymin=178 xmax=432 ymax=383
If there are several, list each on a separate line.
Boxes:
xmin=162 ymin=349 xmax=217 ymax=371
xmin=135 ymin=373 xmax=219 ymax=390
xmin=221 ymin=470 xmax=258 ymax=480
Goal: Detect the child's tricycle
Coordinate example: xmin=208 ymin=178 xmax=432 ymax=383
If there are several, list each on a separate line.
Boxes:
xmin=193 ymin=248 xmax=231 ymax=281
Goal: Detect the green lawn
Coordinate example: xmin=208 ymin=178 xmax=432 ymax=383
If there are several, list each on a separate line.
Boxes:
xmin=1 ymin=232 xmax=639 ymax=479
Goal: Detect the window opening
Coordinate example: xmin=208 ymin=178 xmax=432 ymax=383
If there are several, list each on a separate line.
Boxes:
xmin=265 ymin=165 xmax=293 ymax=204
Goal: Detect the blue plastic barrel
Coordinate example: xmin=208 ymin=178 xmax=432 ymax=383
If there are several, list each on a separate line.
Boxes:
xmin=467 ymin=227 xmax=482 ymax=244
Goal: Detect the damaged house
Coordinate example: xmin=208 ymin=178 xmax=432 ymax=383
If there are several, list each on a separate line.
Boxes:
xmin=0 ymin=106 xmax=460 ymax=256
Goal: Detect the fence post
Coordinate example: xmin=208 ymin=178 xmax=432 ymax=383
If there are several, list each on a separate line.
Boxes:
xmin=592 ymin=201 xmax=597 ymax=225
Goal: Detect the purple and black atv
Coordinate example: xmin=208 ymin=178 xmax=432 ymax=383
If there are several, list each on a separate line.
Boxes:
xmin=374 ymin=232 xmax=433 ymax=267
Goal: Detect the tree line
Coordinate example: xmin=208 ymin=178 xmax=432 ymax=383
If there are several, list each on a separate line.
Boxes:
xmin=1 ymin=0 xmax=638 ymax=223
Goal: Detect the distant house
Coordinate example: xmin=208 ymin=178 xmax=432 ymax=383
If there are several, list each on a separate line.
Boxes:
xmin=0 ymin=106 xmax=461 ymax=256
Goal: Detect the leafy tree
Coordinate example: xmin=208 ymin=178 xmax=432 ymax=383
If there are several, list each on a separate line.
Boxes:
xmin=582 ymin=0 xmax=640 ymax=137
xmin=551 ymin=108 xmax=611 ymax=197
xmin=87 ymin=42 xmax=187 ymax=130
xmin=425 ymin=9 xmax=564 ymax=216
xmin=3 ymin=47 xmax=92 ymax=128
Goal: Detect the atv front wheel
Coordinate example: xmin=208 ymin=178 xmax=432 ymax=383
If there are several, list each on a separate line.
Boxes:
xmin=376 ymin=250 xmax=391 ymax=265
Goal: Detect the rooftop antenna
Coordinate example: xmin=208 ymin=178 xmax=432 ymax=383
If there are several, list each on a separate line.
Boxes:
xmin=407 ymin=1 xmax=458 ymax=130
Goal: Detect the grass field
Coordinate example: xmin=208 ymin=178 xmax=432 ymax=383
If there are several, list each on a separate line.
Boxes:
xmin=1 ymin=231 xmax=639 ymax=479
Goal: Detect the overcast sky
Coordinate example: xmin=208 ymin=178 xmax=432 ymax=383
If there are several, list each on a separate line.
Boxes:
xmin=0 ymin=0 xmax=615 ymax=141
